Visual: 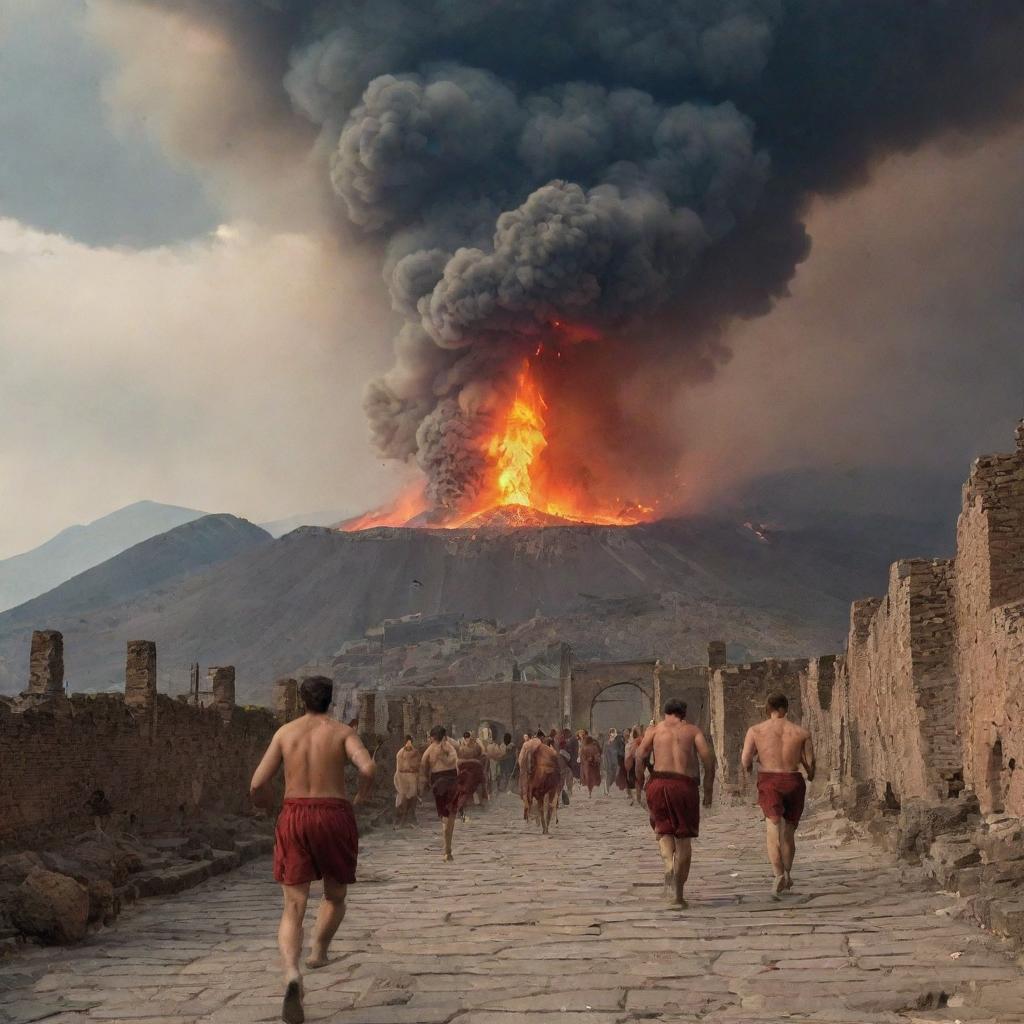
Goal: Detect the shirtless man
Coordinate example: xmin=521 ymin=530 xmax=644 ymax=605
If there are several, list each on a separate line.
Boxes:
xmin=457 ymin=731 xmax=487 ymax=812
xmin=517 ymin=731 xmax=544 ymax=820
xmin=419 ymin=725 xmax=461 ymax=861
xmin=250 ymin=676 xmax=375 ymax=1024
xmin=393 ymin=736 xmax=420 ymax=828
xmin=741 ymin=692 xmax=815 ymax=899
xmin=634 ymin=700 xmax=715 ymax=908
xmin=519 ymin=730 xmax=563 ymax=834
xmin=579 ymin=730 xmax=602 ymax=797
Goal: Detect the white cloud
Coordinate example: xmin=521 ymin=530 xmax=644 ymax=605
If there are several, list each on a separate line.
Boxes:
xmin=0 ymin=218 xmax=410 ymax=557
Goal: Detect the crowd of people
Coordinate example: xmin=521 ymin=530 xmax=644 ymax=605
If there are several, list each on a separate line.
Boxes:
xmin=249 ymin=678 xmax=815 ymax=1024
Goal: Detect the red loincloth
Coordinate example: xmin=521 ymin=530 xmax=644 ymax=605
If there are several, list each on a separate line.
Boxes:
xmin=456 ymin=761 xmax=485 ymax=809
xmin=645 ymin=771 xmax=700 ymax=839
xmin=273 ymin=798 xmax=358 ymax=886
xmin=529 ymin=763 xmax=562 ymax=801
xmin=757 ymin=771 xmax=806 ymax=826
xmin=431 ymin=769 xmax=460 ymax=819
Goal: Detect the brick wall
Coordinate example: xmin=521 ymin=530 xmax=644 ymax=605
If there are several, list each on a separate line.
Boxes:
xmin=0 ymin=693 xmax=276 ymax=850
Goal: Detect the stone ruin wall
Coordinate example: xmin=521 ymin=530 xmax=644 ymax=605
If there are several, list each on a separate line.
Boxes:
xmin=710 ymin=659 xmax=806 ymax=798
xmin=1 ymin=633 xmax=276 ymax=851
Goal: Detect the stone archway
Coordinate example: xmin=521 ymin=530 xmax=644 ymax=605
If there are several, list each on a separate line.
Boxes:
xmin=589 ymin=681 xmax=653 ymax=736
xmin=562 ymin=657 xmax=661 ymax=731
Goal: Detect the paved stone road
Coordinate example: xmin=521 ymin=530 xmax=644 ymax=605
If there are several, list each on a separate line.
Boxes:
xmin=3 ymin=793 xmax=1024 ymax=1024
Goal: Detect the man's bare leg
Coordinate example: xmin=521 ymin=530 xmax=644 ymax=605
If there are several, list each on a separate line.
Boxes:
xmin=278 ymin=883 xmax=309 ymax=1024
xmin=657 ymin=836 xmax=675 ymax=894
xmin=780 ymin=821 xmax=796 ymax=890
xmin=671 ymin=838 xmax=692 ymax=908
xmin=306 ymin=878 xmax=346 ymax=969
xmin=442 ymin=815 xmax=455 ymax=860
xmin=765 ymin=818 xmax=786 ymax=898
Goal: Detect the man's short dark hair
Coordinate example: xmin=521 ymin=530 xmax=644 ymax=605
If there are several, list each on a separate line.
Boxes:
xmin=463 ymin=731 xmax=471 ymax=739
xmin=536 ymin=729 xmax=546 ymax=738
xmin=404 ymin=734 xmax=413 ymax=742
xmin=503 ymin=732 xmax=512 ymax=744
xmin=299 ymin=676 xmax=333 ymax=714
xmin=766 ymin=692 xmax=789 ymax=714
xmin=664 ymin=699 xmax=687 ymax=720
xmin=430 ymin=724 xmax=446 ymax=741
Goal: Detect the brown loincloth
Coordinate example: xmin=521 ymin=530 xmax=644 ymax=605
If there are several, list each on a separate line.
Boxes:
xmin=645 ymin=771 xmax=700 ymax=839
xmin=580 ymin=754 xmax=601 ymax=790
xmin=431 ymin=769 xmax=460 ymax=819
xmin=757 ymin=771 xmax=806 ymax=826
xmin=528 ymin=762 xmax=562 ymax=801
xmin=273 ymin=798 xmax=358 ymax=886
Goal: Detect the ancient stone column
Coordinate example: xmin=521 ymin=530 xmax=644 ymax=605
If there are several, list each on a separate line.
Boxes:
xmin=357 ymin=691 xmax=377 ymax=744
xmin=125 ymin=641 xmax=157 ymax=713
xmin=1016 ymin=418 xmax=1024 ymax=453
xmin=412 ymin=699 xmax=429 ymax=740
xmin=272 ymin=677 xmax=298 ymax=724
xmin=402 ymin=697 xmax=415 ymax=739
xmin=707 ymin=640 xmax=727 ymax=671
xmin=27 ymin=630 xmax=64 ymax=696
xmin=430 ymin=703 xmax=445 ymax=728
xmin=208 ymin=666 xmax=235 ymax=722
xmin=386 ymin=698 xmax=404 ymax=737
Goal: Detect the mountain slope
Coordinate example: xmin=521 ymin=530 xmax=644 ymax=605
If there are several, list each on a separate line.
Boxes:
xmin=0 ymin=501 xmax=205 ymax=611
xmin=0 ymin=515 xmax=271 ymax=692
xmin=0 ymin=513 xmax=947 ymax=700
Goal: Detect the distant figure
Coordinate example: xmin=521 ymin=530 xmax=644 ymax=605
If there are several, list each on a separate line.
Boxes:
xmin=420 ymin=725 xmax=462 ymax=861
xmin=393 ymin=736 xmax=420 ymax=828
xmin=86 ymin=789 xmax=113 ymax=835
xmin=579 ymin=731 xmax=602 ymax=796
xmin=250 ymin=675 xmax=375 ymax=1024
xmin=497 ymin=733 xmax=517 ymax=791
xmin=634 ymin=700 xmax=716 ymax=908
xmin=456 ymin=731 xmax=487 ymax=815
xmin=624 ymin=728 xmax=641 ymax=805
xmin=518 ymin=732 xmax=543 ymax=819
xmin=741 ymin=693 xmax=815 ymax=900
xmin=567 ymin=729 xmax=581 ymax=781
xmin=602 ymin=729 xmax=619 ymax=794
xmin=520 ymin=730 xmax=562 ymax=834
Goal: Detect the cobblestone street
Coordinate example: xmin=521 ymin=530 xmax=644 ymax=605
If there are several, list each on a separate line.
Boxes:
xmin=2 ymin=792 xmax=1023 ymax=1024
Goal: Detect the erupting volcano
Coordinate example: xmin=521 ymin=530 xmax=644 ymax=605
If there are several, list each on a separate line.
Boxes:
xmin=341 ymin=359 xmax=656 ymax=532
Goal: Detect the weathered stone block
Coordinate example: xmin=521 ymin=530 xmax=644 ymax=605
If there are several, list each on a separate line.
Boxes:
xmin=208 ymin=666 xmax=235 ymax=721
xmin=125 ymin=640 xmax=157 ymax=713
xmin=27 ymin=630 xmax=63 ymax=696
xmin=273 ymin=677 xmax=299 ymax=724
xmin=11 ymin=869 xmax=89 ymax=944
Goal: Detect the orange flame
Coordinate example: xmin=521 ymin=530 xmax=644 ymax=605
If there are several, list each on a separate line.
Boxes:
xmin=486 ymin=365 xmax=548 ymax=508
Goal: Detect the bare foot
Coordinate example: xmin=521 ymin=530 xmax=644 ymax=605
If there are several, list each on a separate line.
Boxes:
xmin=282 ymin=979 xmax=304 ymax=1024
xmin=783 ymin=872 xmax=793 ymax=892
xmin=443 ymin=852 xmax=454 ymax=862
xmin=771 ymin=875 xmax=786 ymax=901
xmin=305 ymin=950 xmax=329 ymax=970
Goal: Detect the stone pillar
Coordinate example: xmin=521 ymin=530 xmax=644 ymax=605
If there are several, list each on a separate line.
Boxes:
xmin=430 ymin=703 xmax=444 ymax=728
xmin=273 ymin=677 xmax=299 ymax=724
xmin=558 ymin=642 xmax=573 ymax=728
xmin=386 ymin=697 xmax=404 ymax=737
xmin=27 ymin=630 xmax=64 ymax=696
xmin=412 ymin=699 xmax=429 ymax=740
xmin=357 ymin=691 xmax=377 ymax=744
xmin=707 ymin=640 xmax=727 ymax=671
xmin=652 ymin=661 xmax=663 ymax=721
xmin=402 ymin=697 xmax=415 ymax=739
xmin=1015 ymin=418 xmax=1024 ymax=453
xmin=125 ymin=641 xmax=157 ymax=713
xmin=208 ymin=666 xmax=235 ymax=722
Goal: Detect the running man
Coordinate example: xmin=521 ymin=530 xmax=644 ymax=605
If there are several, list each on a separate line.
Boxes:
xmin=393 ymin=735 xmax=420 ymax=828
xmin=519 ymin=730 xmax=563 ymax=834
xmin=741 ymin=692 xmax=815 ymax=899
xmin=250 ymin=676 xmax=375 ymax=1024
xmin=634 ymin=700 xmax=716 ymax=908
xmin=419 ymin=725 xmax=462 ymax=861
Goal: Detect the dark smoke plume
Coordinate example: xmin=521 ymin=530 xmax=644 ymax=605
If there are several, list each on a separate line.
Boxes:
xmin=155 ymin=1 xmax=1024 ymax=514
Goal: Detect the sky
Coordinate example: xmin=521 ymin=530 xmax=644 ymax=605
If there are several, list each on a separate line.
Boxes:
xmin=1 ymin=0 xmax=1023 ymax=558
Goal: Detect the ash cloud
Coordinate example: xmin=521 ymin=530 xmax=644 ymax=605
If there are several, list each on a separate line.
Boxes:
xmin=138 ymin=1 xmax=1024 ymax=515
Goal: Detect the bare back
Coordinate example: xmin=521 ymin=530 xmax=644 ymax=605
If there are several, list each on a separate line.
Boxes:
xmin=643 ymin=718 xmax=709 ymax=778
xmin=745 ymin=717 xmax=811 ymax=773
xmin=277 ymin=716 xmax=355 ymax=799
xmin=531 ymin=742 xmax=561 ymax=777
xmin=421 ymin=738 xmax=459 ymax=776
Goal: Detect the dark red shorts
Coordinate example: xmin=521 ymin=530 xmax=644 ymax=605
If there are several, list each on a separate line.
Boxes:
xmin=273 ymin=798 xmax=358 ymax=887
xmin=431 ymin=769 xmax=460 ymax=819
xmin=457 ymin=761 xmax=485 ymax=807
xmin=646 ymin=771 xmax=700 ymax=838
xmin=757 ymin=771 xmax=806 ymax=826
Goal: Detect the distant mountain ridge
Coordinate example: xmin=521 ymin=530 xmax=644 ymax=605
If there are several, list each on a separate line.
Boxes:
xmin=0 ymin=501 xmax=205 ymax=612
xmin=0 ymin=514 xmax=270 ymax=692
xmin=0 ymin=510 xmax=949 ymax=701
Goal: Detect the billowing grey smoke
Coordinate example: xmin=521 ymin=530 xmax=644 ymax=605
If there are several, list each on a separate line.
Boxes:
xmin=176 ymin=0 xmax=1024 ymax=513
